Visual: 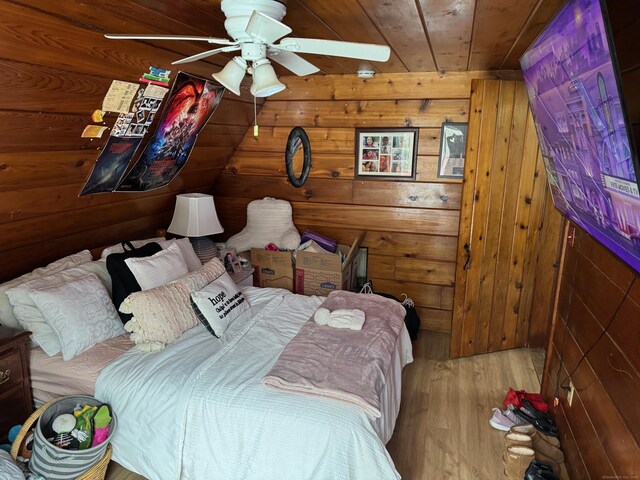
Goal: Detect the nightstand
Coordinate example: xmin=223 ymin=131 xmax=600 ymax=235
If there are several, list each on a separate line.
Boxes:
xmin=230 ymin=266 xmax=255 ymax=287
xmin=0 ymin=328 xmax=33 ymax=444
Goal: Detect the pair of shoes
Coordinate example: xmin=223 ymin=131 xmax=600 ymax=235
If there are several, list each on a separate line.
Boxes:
xmin=509 ymin=424 xmax=564 ymax=475
xmin=504 ymin=445 xmax=535 ymax=479
xmin=525 ymin=460 xmax=560 ymax=479
xmin=512 ymin=407 xmax=559 ymax=437
xmin=522 ymin=398 xmax=556 ymax=426
xmin=490 ymin=406 xmax=528 ymax=431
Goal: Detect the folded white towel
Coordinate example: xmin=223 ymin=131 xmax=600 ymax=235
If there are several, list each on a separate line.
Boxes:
xmin=327 ymin=308 xmax=365 ymax=331
xmin=313 ymin=307 xmax=331 ymax=325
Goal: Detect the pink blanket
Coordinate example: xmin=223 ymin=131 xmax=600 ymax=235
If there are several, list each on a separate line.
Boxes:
xmin=262 ymin=290 xmax=406 ymax=419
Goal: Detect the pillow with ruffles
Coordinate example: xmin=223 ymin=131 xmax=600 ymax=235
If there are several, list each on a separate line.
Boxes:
xmin=120 ymin=259 xmax=226 ymax=351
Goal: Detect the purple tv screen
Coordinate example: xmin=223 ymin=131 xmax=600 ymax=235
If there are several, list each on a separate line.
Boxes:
xmin=520 ymin=0 xmax=640 ymax=273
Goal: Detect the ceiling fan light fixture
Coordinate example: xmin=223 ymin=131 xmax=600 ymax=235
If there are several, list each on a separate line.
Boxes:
xmin=250 ymin=58 xmax=285 ymax=97
xmin=212 ymin=56 xmax=247 ymax=95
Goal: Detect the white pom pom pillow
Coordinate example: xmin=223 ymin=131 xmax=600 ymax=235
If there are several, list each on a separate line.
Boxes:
xmin=120 ymin=259 xmax=226 ymax=351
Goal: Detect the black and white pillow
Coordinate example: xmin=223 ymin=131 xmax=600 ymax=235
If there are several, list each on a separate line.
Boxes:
xmin=190 ymin=273 xmax=249 ymax=337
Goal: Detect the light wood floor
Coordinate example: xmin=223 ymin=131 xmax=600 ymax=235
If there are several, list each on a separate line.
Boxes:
xmin=106 ymin=332 xmax=544 ymax=480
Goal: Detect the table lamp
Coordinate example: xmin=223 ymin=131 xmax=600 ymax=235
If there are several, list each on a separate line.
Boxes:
xmin=167 ymin=193 xmax=224 ymax=264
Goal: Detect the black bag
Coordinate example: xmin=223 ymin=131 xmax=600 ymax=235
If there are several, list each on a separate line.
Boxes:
xmin=374 ymin=291 xmax=421 ymax=341
xmin=106 ymin=241 xmax=162 ymax=323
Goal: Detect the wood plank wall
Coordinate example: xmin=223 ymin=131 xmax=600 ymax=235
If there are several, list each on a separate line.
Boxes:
xmin=215 ymin=71 xmax=521 ymax=333
xmin=0 ymin=1 xmax=259 ymax=283
xmin=540 ymin=3 xmax=640 ymax=477
xmin=450 ymin=79 xmax=566 ymax=357
xmin=542 ymin=224 xmax=640 ymax=478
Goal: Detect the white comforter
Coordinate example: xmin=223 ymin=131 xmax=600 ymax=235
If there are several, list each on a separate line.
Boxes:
xmin=96 ymin=287 xmax=412 ymax=480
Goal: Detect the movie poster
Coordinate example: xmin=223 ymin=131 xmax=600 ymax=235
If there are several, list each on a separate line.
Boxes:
xmin=79 ymin=137 xmax=144 ymax=195
xmin=116 ymin=72 xmax=224 ymax=192
xmin=80 ymin=83 xmax=169 ymax=195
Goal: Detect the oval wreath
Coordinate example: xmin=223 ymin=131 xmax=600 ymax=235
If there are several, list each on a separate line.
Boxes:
xmin=285 ymin=127 xmax=311 ymax=187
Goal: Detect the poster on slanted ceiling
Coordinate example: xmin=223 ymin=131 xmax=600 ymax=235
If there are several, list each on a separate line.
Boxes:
xmin=79 ymin=81 xmax=169 ymax=196
xmin=115 ymin=72 xmax=225 ymax=192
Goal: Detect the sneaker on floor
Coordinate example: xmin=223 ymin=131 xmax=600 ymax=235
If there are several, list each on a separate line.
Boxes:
xmin=489 ymin=407 xmax=527 ymax=431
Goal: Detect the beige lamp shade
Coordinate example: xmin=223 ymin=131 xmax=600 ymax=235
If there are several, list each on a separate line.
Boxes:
xmin=167 ymin=193 xmax=224 ymax=237
xmin=212 ymin=57 xmax=247 ymax=96
xmin=250 ymin=58 xmax=286 ymax=97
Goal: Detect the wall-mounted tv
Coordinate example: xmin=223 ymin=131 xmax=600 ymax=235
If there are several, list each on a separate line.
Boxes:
xmin=520 ymin=0 xmax=640 ymax=273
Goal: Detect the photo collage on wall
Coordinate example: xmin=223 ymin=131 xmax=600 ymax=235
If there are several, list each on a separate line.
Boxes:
xmin=111 ymin=84 xmax=167 ymax=138
xmin=358 ymin=131 xmax=415 ymax=176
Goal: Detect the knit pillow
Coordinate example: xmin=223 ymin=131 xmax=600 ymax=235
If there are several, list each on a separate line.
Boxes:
xmin=226 ymin=197 xmax=300 ymax=252
xmin=120 ymin=259 xmax=226 ymax=351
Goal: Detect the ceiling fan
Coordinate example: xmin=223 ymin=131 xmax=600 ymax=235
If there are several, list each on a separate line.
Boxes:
xmin=105 ymin=0 xmax=391 ymax=97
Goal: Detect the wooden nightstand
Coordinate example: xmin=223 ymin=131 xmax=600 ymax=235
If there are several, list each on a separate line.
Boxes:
xmin=0 ymin=328 xmax=33 ymax=444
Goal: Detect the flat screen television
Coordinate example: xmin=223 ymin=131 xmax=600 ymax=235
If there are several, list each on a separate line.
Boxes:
xmin=520 ymin=0 xmax=640 ymax=273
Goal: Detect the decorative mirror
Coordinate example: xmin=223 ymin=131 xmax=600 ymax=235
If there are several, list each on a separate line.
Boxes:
xmin=285 ymin=127 xmax=311 ymax=188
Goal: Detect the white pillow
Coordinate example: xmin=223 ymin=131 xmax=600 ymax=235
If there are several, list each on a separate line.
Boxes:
xmin=124 ymin=242 xmax=189 ymax=290
xmin=226 ymin=197 xmax=300 ymax=252
xmin=100 ymin=237 xmax=166 ymax=259
xmin=0 ymin=250 xmax=92 ymax=329
xmin=161 ymin=238 xmax=202 ymax=272
xmin=121 ymin=259 xmax=226 ymax=351
xmin=191 ymin=272 xmax=249 ymax=337
xmin=27 ymin=274 xmax=125 ymax=361
xmin=5 ymin=261 xmax=114 ymax=356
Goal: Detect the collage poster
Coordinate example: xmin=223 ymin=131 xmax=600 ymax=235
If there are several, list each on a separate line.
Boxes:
xmin=116 ymin=72 xmax=224 ymax=192
xmin=80 ymin=83 xmax=169 ymax=195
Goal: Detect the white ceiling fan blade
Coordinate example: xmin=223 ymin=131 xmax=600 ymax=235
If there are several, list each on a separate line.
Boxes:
xmin=104 ymin=33 xmax=236 ymax=45
xmin=244 ymin=11 xmax=292 ymax=44
xmin=268 ymin=49 xmax=320 ymax=76
xmin=276 ymin=38 xmax=391 ymax=62
xmin=172 ymin=46 xmax=240 ymax=65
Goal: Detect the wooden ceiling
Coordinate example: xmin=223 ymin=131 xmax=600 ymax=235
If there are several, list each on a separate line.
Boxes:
xmin=86 ymin=0 xmax=567 ymax=76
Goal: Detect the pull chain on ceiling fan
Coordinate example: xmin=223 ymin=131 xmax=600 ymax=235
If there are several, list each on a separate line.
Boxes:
xmin=104 ymin=0 xmax=391 ymax=97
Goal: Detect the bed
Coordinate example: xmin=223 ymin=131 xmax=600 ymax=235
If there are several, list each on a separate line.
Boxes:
xmin=28 ymin=286 xmax=413 ymax=480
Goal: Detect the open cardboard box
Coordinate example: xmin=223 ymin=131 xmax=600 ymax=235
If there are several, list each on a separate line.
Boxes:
xmin=249 ymin=248 xmax=295 ymax=292
xmin=294 ymin=232 xmax=364 ymax=296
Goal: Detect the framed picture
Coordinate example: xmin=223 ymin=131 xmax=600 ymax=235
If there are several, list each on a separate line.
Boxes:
xmin=354 ymin=128 xmax=418 ymax=180
xmin=437 ymin=122 xmax=468 ymax=179
xmin=219 ymin=248 xmax=237 ymax=273
xmin=231 ymin=260 xmax=243 ymax=274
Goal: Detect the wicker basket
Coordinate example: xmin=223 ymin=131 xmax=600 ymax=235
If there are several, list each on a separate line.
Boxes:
xmin=10 ymin=399 xmax=112 ymax=480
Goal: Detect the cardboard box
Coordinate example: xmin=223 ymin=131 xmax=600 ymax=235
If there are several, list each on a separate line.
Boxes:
xmin=295 ymin=233 xmax=364 ymax=296
xmin=250 ymin=248 xmax=294 ymax=291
